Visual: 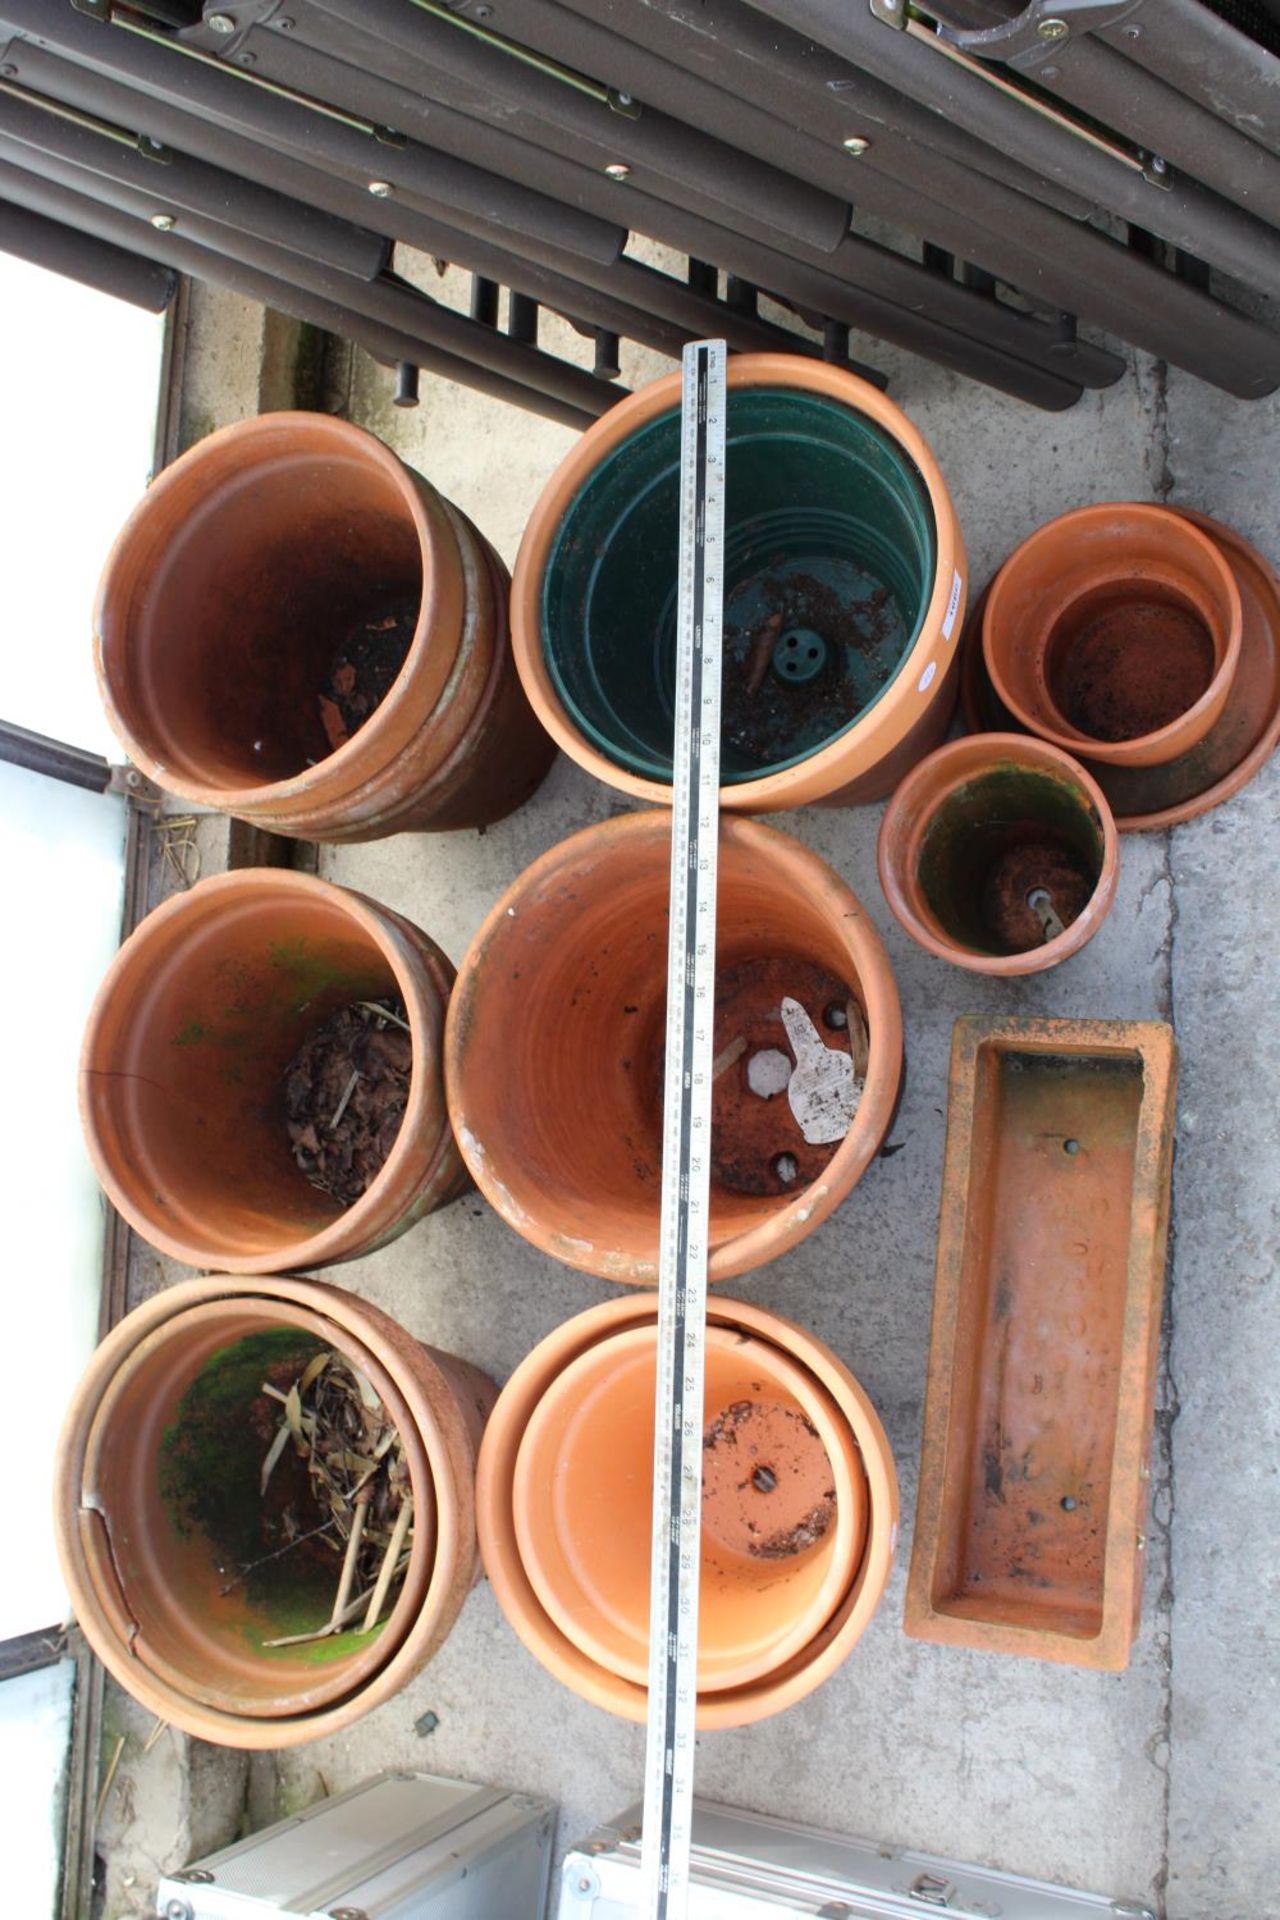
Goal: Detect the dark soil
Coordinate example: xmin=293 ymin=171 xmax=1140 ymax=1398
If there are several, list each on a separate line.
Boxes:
xmin=1050 ymin=589 xmax=1215 ymax=743
xmin=710 ymin=954 xmax=861 ymax=1196
xmin=702 ymin=1398 xmax=836 ymax=1560
xmin=720 ymin=562 xmax=905 ymax=769
xmin=980 ymin=840 xmax=1096 ymax=952
xmin=317 ymin=597 xmax=417 ymax=754
xmin=283 ymin=1000 xmax=411 ymax=1207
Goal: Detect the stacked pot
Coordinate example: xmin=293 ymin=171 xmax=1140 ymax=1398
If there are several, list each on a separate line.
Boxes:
xmin=475 ymin=1296 xmax=897 ymax=1729
xmin=94 ymin=412 xmax=555 ymax=840
xmin=57 ymin=1275 xmax=494 ymax=1748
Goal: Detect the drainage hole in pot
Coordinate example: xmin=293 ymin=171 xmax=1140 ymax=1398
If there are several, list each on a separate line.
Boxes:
xmin=1045 ymin=582 xmax=1216 ymax=743
xmin=1064 ymin=1138 xmax=1081 ymax=1155
xmin=159 ymin=1331 xmax=412 ymax=1657
xmin=1060 ymin=1495 xmax=1079 ymax=1511
xmin=720 ymin=563 xmax=909 ymax=773
xmin=702 ymin=1399 xmax=835 ymax=1560
xmin=823 ymin=1003 xmax=847 ymax=1030
xmin=746 ymin=1048 xmax=792 ymax=1098
xmin=283 ymin=998 xmax=410 ymax=1207
xmin=710 ymin=956 xmax=859 ymax=1196
xmin=917 ymin=769 xmax=1104 ymax=956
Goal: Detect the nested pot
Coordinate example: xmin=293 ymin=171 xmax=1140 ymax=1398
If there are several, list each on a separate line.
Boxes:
xmin=981 ymin=502 xmax=1242 ymax=769
xmin=476 ymin=1293 xmax=898 ymax=1729
xmin=54 ymin=1274 xmax=496 ymax=1749
xmin=94 ymin=412 xmax=555 ymax=841
xmin=877 ymin=734 xmax=1120 ymax=976
xmin=80 ymin=868 xmax=469 ymax=1272
xmin=444 ymin=809 xmax=904 ymax=1285
xmin=512 ymin=1321 xmax=866 ymax=1692
xmin=511 ymin=353 xmax=967 ymax=810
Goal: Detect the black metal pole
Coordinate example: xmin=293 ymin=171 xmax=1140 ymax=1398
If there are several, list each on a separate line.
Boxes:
xmin=0 ymin=194 xmax=174 ymax=309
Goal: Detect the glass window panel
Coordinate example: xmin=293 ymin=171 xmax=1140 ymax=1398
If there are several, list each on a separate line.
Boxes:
xmin=0 ymin=1660 xmax=76 ymax=1919
xmin=0 ymin=762 xmax=126 ymax=1639
xmin=0 ymin=254 xmax=164 ymax=755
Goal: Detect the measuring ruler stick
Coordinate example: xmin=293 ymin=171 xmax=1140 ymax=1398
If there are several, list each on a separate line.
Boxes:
xmin=640 ymin=338 xmax=728 ymax=1920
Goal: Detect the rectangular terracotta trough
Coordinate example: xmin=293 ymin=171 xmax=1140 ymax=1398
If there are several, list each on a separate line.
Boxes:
xmin=905 ymin=1016 xmax=1177 ymax=1669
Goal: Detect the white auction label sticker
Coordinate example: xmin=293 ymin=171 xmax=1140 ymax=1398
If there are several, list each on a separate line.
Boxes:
xmin=917 ymin=660 xmax=937 ymax=693
xmin=941 ymin=567 xmax=963 ymax=640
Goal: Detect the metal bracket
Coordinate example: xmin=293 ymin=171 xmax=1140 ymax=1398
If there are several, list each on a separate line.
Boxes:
xmin=108 ymin=762 xmax=165 ymax=809
xmin=170 ymin=1868 xmax=215 ymax=1884
xmin=937 ymin=0 xmax=1143 ymax=70
xmin=405 ymin=0 xmax=642 ymax=116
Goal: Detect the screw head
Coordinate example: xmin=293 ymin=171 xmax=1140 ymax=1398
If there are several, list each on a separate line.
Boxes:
xmin=206 ymin=11 xmax=236 ymax=30
xmin=1123 ymin=21 xmax=1142 ymax=36
xmin=842 ymin=135 xmax=871 ymax=155
xmin=615 ymin=90 xmax=633 ymax=105
xmin=150 ymin=213 xmax=176 ymax=230
xmin=275 ymin=13 xmax=295 ymax=25
xmin=1037 ymin=16 xmax=1068 ymax=39
xmin=1150 ymin=155 xmax=1168 ymax=175
xmin=0 ymin=62 xmax=17 ymax=76
xmin=604 ymin=161 xmax=631 ymax=180
xmin=368 ymin=179 xmax=394 ymax=197
xmin=238 ymin=50 xmax=256 ymax=64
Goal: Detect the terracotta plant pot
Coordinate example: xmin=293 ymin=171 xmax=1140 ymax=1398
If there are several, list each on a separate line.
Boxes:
xmin=445 ymin=810 xmax=903 ymax=1284
xmin=55 ymin=1274 xmax=496 ymax=1748
xmin=81 ymin=868 xmax=469 ymax=1272
xmin=877 ymin=734 xmax=1120 ymax=975
xmin=905 ymin=1017 xmax=1176 ymax=1669
xmin=95 ymin=412 xmax=555 ymax=841
xmin=981 ymin=502 xmax=1243 ymax=769
xmin=476 ymin=1295 xmax=898 ymax=1728
xmin=512 ymin=1322 xmax=866 ymax=1692
xmin=511 ymin=353 xmax=967 ymax=810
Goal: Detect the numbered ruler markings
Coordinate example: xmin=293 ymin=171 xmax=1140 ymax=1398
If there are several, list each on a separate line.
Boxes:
xmin=640 ymin=338 xmax=727 ymax=1920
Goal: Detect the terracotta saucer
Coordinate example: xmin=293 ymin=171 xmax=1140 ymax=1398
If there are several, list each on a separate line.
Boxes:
xmin=961 ymin=511 xmax=1280 ymax=831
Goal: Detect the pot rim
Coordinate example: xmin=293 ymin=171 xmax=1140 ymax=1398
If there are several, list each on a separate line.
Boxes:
xmin=77 ymin=1294 xmax=434 ymax=1718
xmin=510 ymin=353 xmax=965 ymax=810
xmin=877 ymin=733 xmax=1120 ymax=977
xmin=511 ymin=1319 xmax=865 ymax=1692
xmin=476 ymin=1293 xmax=898 ymax=1730
xmin=981 ymin=501 xmax=1244 ymax=766
xmin=79 ymin=868 xmax=450 ymax=1274
xmin=93 ymin=411 xmax=469 ymax=812
xmin=54 ymin=1274 xmax=481 ymax=1748
xmin=444 ymin=808 xmax=904 ymax=1284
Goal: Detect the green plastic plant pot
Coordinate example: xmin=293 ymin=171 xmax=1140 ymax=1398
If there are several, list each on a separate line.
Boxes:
xmin=512 ymin=355 xmax=967 ymax=810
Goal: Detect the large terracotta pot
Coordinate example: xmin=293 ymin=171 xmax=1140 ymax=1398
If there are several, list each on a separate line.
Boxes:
xmin=877 ymin=734 xmax=1120 ymax=976
xmin=476 ymin=1295 xmax=898 ymax=1729
xmin=95 ymin=412 xmax=555 ymax=841
xmin=445 ymin=810 xmax=904 ymax=1285
xmin=981 ymin=502 xmax=1242 ymax=769
xmin=81 ymin=869 xmax=469 ymax=1272
xmin=512 ymin=1322 xmax=866 ymax=1692
xmin=511 ymin=354 xmax=967 ymax=810
xmin=54 ymin=1275 xmax=496 ymax=1749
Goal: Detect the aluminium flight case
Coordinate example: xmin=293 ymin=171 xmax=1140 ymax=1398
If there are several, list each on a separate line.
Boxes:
xmin=155 ymin=1769 xmax=555 ymax=1920
xmin=558 ymin=1800 xmax=1156 ymax=1920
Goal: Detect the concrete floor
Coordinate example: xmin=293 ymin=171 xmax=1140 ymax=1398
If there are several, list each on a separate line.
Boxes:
xmin=105 ymin=263 xmax=1279 ymax=1920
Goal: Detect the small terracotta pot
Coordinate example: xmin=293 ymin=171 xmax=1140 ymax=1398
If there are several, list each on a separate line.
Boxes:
xmin=81 ymin=869 xmax=469 ymax=1272
xmin=476 ymin=1295 xmax=898 ymax=1728
xmin=54 ymin=1274 xmax=496 ymax=1749
xmin=95 ymin=412 xmax=555 ymax=841
xmin=877 ymin=734 xmax=1119 ymax=976
xmin=511 ymin=353 xmax=967 ymax=810
xmin=512 ymin=1322 xmax=865 ymax=1692
xmin=445 ymin=810 xmax=904 ymax=1284
xmin=982 ymin=502 xmax=1242 ymax=768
